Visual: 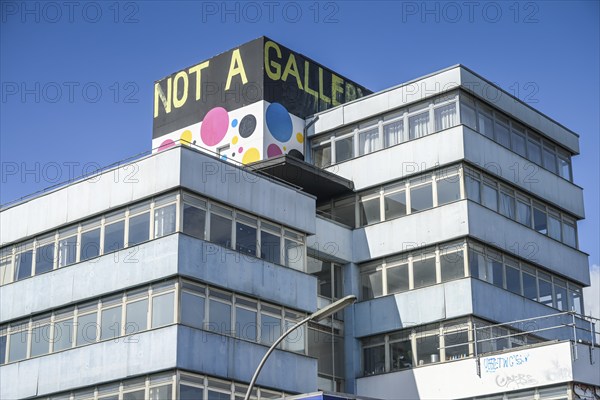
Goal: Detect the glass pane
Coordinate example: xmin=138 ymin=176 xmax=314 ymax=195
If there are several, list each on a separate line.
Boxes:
xmin=465 ymin=175 xmax=481 ymax=203
xmin=444 ymin=328 xmax=469 ymax=361
xmin=440 ymin=250 xmax=464 ymax=282
xmin=437 ymin=176 xmax=461 ymax=205
xmin=152 ymin=292 xmax=174 ymax=328
xmin=80 ymin=228 xmax=101 ymax=261
xmin=180 ymin=385 xmax=203 ymax=400
xmin=384 ymin=190 xmax=406 ymax=220
xmin=461 ymin=103 xmax=477 ymax=129
xmin=209 ymin=300 xmax=231 ymax=334
xmin=505 ymin=265 xmax=521 ymax=294
xmin=434 ymin=103 xmax=456 ymax=131
xmin=558 ymin=156 xmax=571 ymax=180
xmin=284 ymin=319 xmax=306 ymax=353
xmin=363 ymin=345 xmax=385 ymax=375
xmin=236 ymin=307 xmax=257 ymax=341
xmin=236 ymin=222 xmax=256 ymax=256
xmin=538 ymin=279 xmax=553 ymax=306
xmin=359 ymin=195 xmax=381 ymax=226
xmin=30 ymin=324 xmax=50 ymax=357
xmin=335 ymin=136 xmax=354 ymax=163
xmin=469 ymin=249 xmax=488 ymax=282
xmin=359 ymin=128 xmax=380 ymax=155
xmin=410 ymin=184 xmax=433 ymax=212
xmin=104 ymin=221 xmax=125 ymax=253
xmin=569 ymin=289 xmax=583 ymax=314
xmin=333 ymin=198 xmax=355 ymax=227
xmin=53 ymin=318 xmax=74 ymax=351
xmin=260 ymin=231 xmax=280 ymax=264
xmin=555 ymin=285 xmax=568 ymax=311
xmin=128 ymin=212 xmax=150 ymax=246
xmin=499 ymin=192 xmax=515 ymax=219
xmin=101 ymin=306 xmax=122 ymax=340
xmin=495 ymin=121 xmax=510 ymax=147
xmin=390 ymin=339 xmax=413 ymax=370
xmin=0 ymin=335 xmax=6 ymax=365
xmin=207 ymin=390 xmax=230 ymax=400
xmin=307 ymin=258 xmax=332 ymax=298
xmin=181 ymin=292 xmax=204 ymax=329
xmin=417 ymin=334 xmax=440 ymax=365
xmin=387 ymin=264 xmax=409 ymax=294
xmin=409 ymin=111 xmax=430 ymax=139
xmin=533 ymin=207 xmax=547 ymax=234
xmin=285 ymin=239 xmax=304 ymax=271
xmin=76 ymin=312 xmax=98 ymax=345
xmin=123 ymin=390 xmax=145 ymax=400
xmin=490 ymin=258 xmax=504 ymax=288
xmin=384 ymin=120 xmax=405 ymax=147
xmin=0 ymin=257 xmax=12 ymax=286
xmin=314 ymin=144 xmax=332 ymax=168
xmin=413 ymin=256 xmax=436 ymax=288
xmin=548 ymin=215 xmax=562 ymax=241
xmin=35 ymin=243 xmax=55 ymax=274
xmin=516 ymin=201 xmax=531 ymax=227
xmin=261 ymin=314 xmax=281 ymax=346
xmin=511 ymin=131 xmax=527 ymax=157
xmin=563 ymin=222 xmax=576 ymax=247
xmin=14 ymin=250 xmax=33 ymax=281
xmin=210 ymin=214 xmax=232 ymax=248
xmin=478 ymin=111 xmax=494 ymax=139
xmin=543 ymin=148 xmax=558 ymax=173
xmin=522 ymin=273 xmax=537 ymax=300
xmin=9 ymin=331 xmax=27 ymax=361
xmin=183 ymin=205 xmax=206 ymax=240
xmin=482 ymin=184 xmax=498 ymax=211
xmin=361 ymin=269 xmax=382 ymax=299
xmin=125 ymin=299 xmax=148 ymax=334
xmin=528 ymin=140 xmax=542 ymax=164
xmin=154 ymin=204 xmax=176 ymax=238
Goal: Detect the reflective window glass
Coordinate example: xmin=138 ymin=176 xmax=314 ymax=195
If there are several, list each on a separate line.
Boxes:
xmin=128 ymin=213 xmax=150 ymax=246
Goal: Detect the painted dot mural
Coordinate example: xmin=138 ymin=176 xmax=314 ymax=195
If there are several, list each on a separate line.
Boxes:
xmin=266 ymin=102 xmax=292 ymax=142
xmin=296 ymin=132 xmax=304 ymax=143
xmin=238 ymin=147 xmax=244 ymax=153
xmin=267 ymin=144 xmax=283 ymax=158
xmin=232 ymin=119 xmax=238 ymax=127
xmin=200 ymin=107 xmax=229 ymax=146
xmin=181 ymin=130 xmax=192 ymax=145
xmin=288 ymin=149 xmax=304 ymax=160
xmin=232 ymin=136 xmax=239 ymax=145
xmin=158 ymin=139 xmax=175 ymax=152
xmin=242 ymin=148 xmax=260 ymax=164
xmin=239 ymin=114 xmax=257 ymax=138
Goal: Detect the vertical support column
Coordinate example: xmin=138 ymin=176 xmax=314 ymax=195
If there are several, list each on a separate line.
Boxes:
xmin=343 ymin=262 xmax=360 ymax=394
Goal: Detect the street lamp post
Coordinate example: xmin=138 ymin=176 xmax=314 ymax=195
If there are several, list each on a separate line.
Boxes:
xmin=244 ymin=295 xmax=357 ymax=400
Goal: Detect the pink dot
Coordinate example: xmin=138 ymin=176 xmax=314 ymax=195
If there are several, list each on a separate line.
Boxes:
xmin=238 ymin=147 xmax=244 ymax=153
xmin=158 ymin=139 xmax=175 ymax=152
xmin=200 ymin=107 xmax=229 ymax=146
xmin=267 ymin=144 xmax=283 ymax=158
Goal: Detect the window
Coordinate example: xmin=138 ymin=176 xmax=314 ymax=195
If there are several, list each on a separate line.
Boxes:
xmin=434 ymin=103 xmax=456 ymax=131
xmin=210 ymin=206 xmax=232 ymax=248
xmin=482 ymin=180 xmax=498 ymax=211
xmin=542 ymin=143 xmax=558 ymax=173
xmin=387 ymin=262 xmax=409 ymax=294
xmin=469 ymin=247 xmax=488 ymax=282
xmin=554 ymin=279 xmax=568 ymax=311
xmin=80 ymin=221 xmax=101 ymax=261
xmin=416 ymin=332 xmax=439 ymax=365
xmin=313 ymin=143 xmax=331 ymax=168
xmin=180 ymin=284 xmax=205 ymax=329
xmin=359 ymin=127 xmax=380 ymax=155
xmin=284 ymin=233 xmax=304 ymax=271
xmin=538 ymin=274 xmax=553 ymax=307
xmin=359 ymin=190 xmax=381 ymax=225
xmin=390 ymin=336 xmax=413 ymax=370
xmin=533 ymin=203 xmax=547 ymax=235
xmin=489 ymin=255 xmax=504 ymax=289
xmin=180 ymin=385 xmax=203 ymax=400
xmin=522 ymin=268 xmax=537 ymax=300
xmin=569 ymin=285 xmax=583 ymax=314
xmin=332 ymin=196 xmax=355 ymax=227
xmin=465 ymin=171 xmax=481 ymax=203
xmin=477 ymin=107 xmax=494 ymax=139
xmin=182 ymin=196 xmax=206 ymax=240
xmin=14 ymin=247 xmax=33 ymax=281
xmin=494 ymin=117 xmax=511 ymax=148
xmin=58 ymin=228 xmax=77 ymax=267
xmin=361 ymin=266 xmax=382 ymax=300
xmin=236 ymin=215 xmax=257 ymax=256
xmin=557 ymin=151 xmax=571 ymax=180
xmin=335 ymin=135 xmax=354 ymax=163
xmin=0 ymin=250 xmax=12 ymax=286
xmin=562 ymin=217 xmax=577 ymax=247
xmin=100 ymin=301 xmax=122 ymax=340
xmin=548 ymin=211 xmax=562 ymax=241
xmin=499 ymin=188 xmax=515 ymax=219
xmin=152 ymin=291 xmax=174 ymax=328
xmin=104 ymin=220 xmax=125 ymax=253
xmin=8 ymin=325 xmax=28 ymax=362
xmin=76 ymin=306 xmax=98 ymax=346
xmin=413 ymin=252 xmax=436 ymax=289
xmin=383 ymin=119 xmax=405 ymax=147
xmin=460 ymin=101 xmax=477 ymax=130
xmin=30 ymin=316 xmax=50 ymax=357
xmin=409 ymin=177 xmax=433 ymax=212
xmin=260 ymin=227 xmax=280 ymax=264
xmin=363 ymin=338 xmax=385 ymax=375
xmin=409 ymin=111 xmax=429 ymax=139
xmin=527 ymin=135 xmax=542 ymax=165
xmin=128 ymin=211 xmax=150 ymax=246
xmin=440 ymin=245 xmax=464 ymax=282
xmin=53 ymin=311 xmax=74 ymax=352
xmin=511 ymin=124 xmax=527 ymax=157
xmin=35 ymin=239 xmax=55 ymax=274
xmin=505 ymin=263 xmax=521 ymax=294
xmin=516 ymin=198 xmax=532 ymax=227
xmin=125 ymin=298 xmax=148 ymax=334
xmin=235 ymin=301 xmax=257 ymax=342
xmin=208 ymin=292 xmax=231 ymax=335
xmin=308 ymin=258 xmax=334 ymax=299
xmin=436 ymin=169 xmax=461 ymax=205
xmin=154 ymin=204 xmax=176 ymax=238
xmin=0 ymin=333 xmax=6 ymax=365
xmin=383 ymin=184 xmax=406 ymax=219
xmin=260 ymin=305 xmax=281 ymax=346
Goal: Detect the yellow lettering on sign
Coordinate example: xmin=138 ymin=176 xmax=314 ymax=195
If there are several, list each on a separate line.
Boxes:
xmin=154 ymin=77 xmax=172 ymax=118
xmin=303 ymin=61 xmax=318 ymax=100
xmin=225 ymin=49 xmax=248 ymax=91
xmin=188 ymin=61 xmax=210 ymax=101
xmin=264 ymin=40 xmax=282 ymax=80
xmin=172 ymin=71 xmax=189 ymax=109
xmin=318 ymin=67 xmax=331 ymax=104
xmin=331 ymin=74 xmax=344 ymax=106
xmin=282 ymin=54 xmax=303 ymax=90
xmin=345 ymin=82 xmax=357 ymax=101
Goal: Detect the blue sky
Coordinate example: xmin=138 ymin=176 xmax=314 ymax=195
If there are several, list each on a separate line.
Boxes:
xmin=1 ymin=1 xmax=598 ymax=268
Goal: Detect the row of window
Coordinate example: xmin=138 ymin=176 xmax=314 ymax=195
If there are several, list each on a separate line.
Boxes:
xmin=312 ymin=93 xmax=459 ymax=167
xmin=0 ymin=278 xmax=308 ymax=365
xmin=317 ymin=163 xmax=579 ymax=249
xmin=307 ymin=256 xmax=343 ymax=301
xmin=460 ymin=92 xmax=572 ymax=181
xmin=359 ymin=239 xmax=585 ymax=315
xmin=465 ymin=166 xmax=578 ymax=248
xmin=0 ymin=190 xmax=307 ymax=287
xmin=307 ymin=319 xmax=345 ymax=392
xmin=317 ymin=165 xmax=462 ymax=228
xmin=311 ymin=90 xmax=573 ymax=183
xmin=34 ymin=370 xmax=290 ymax=400
xmin=361 ymin=317 xmax=541 ymax=376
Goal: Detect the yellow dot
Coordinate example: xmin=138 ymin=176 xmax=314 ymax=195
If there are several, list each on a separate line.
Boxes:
xmin=242 ymin=148 xmax=260 ymax=164
xmin=296 ymin=132 xmax=304 ymax=143
xmin=283 ymin=146 xmax=287 ymax=151
xmin=181 ymin=130 xmax=192 ymax=145
xmin=232 ymin=136 xmax=239 ymax=145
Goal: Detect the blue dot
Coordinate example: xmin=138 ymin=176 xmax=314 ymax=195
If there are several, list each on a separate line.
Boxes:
xmin=266 ymin=103 xmax=292 ymax=142
xmin=220 ymin=155 xmax=228 ymax=160
xmin=231 ymin=119 xmax=238 ymax=128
